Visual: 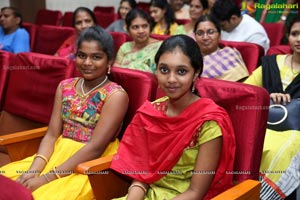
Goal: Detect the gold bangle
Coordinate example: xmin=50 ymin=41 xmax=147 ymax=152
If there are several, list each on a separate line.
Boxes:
xmin=34 ymin=154 xmax=49 ymax=164
xmin=43 ymin=174 xmax=50 ymax=183
xmin=53 ymin=167 xmax=61 ymax=179
xmin=128 ymin=183 xmax=147 ymax=195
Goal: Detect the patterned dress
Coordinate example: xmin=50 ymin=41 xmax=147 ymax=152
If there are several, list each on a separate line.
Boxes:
xmin=115 ymin=41 xmax=162 ymax=73
xmin=0 ymin=77 xmax=125 ymax=200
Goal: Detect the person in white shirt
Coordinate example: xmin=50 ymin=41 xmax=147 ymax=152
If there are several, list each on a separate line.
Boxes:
xmin=211 ymin=0 xmax=270 ymax=54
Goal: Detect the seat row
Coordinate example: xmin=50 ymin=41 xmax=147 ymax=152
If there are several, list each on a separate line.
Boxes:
xmin=0 ymin=50 xmax=271 ymax=199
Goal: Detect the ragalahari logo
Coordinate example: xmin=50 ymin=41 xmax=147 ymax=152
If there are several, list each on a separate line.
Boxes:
xmin=241 ymin=1 xmax=256 ymax=14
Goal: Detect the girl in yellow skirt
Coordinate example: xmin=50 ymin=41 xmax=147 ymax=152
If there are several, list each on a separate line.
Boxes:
xmin=0 ymin=26 xmax=129 ymax=200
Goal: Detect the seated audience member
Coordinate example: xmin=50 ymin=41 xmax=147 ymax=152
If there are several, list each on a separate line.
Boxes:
xmin=0 ymin=26 xmax=129 ymax=200
xmin=169 ymin=0 xmax=190 ymax=20
xmin=211 ymin=0 xmax=270 ymax=54
xmin=194 ymin=15 xmax=249 ymax=82
xmin=111 ymin=34 xmax=235 ymax=200
xmin=150 ymin=0 xmax=179 ymax=35
xmin=55 ymin=7 xmax=97 ymax=59
xmin=114 ymin=8 xmax=162 ymax=73
xmin=0 ymin=7 xmax=29 ymax=53
xmin=105 ymin=0 xmax=137 ymax=33
xmin=244 ymin=15 xmax=300 ymax=200
xmin=175 ymin=0 xmax=208 ymax=38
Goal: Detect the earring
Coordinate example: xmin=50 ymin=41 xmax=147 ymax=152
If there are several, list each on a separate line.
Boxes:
xmin=107 ymin=66 xmax=111 ymax=74
xmin=192 ymin=84 xmax=195 ymax=93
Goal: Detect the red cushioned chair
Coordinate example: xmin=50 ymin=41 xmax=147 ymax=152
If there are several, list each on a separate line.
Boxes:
xmin=35 ymin=9 xmax=62 ymax=26
xmin=0 ymin=51 xmax=15 ymax=112
xmin=22 ymin=22 xmax=38 ymax=51
xmin=75 ymin=77 xmax=269 ymax=200
xmin=33 ymin=25 xmax=76 ymax=55
xmin=94 ymin=11 xmax=116 ymax=29
xmin=61 ymin=11 xmax=74 ymax=27
xmin=220 ymin=40 xmax=265 ymax=74
xmin=0 ymin=52 xmax=71 ymax=165
xmin=266 ymin=45 xmax=291 ymax=56
xmin=150 ymin=33 xmax=171 ymax=41
xmin=137 ymin=2 xmax=150 ymax=14
xmin=176 ymin=18 xmax=190 ymax=25
xmin=93 ymin=6 xmax=115 ymax=14
xmin=110 ymin=32 xmax=128 ymax=53
xmin=261 ymin=22 xmax=285 ymax=47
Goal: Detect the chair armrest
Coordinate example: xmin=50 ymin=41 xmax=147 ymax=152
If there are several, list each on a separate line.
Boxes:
xmin=76 ymin=155 xmax=113 ymax=174
xmin=76 ymin=155 xmax=131 ymax=200
xmin=212 ymin=179 xmax=261 ymax=200
xmin=0 ymin=127 xmax=47 ymax=161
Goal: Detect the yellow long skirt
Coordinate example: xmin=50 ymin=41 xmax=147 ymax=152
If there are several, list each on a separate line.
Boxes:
xmin=0 ymin=136 xmax=119 ymax=200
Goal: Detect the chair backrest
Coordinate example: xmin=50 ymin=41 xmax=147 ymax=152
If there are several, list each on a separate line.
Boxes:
xmin=94 ymin=11 xmax=116 ymax=29
xmin=150 ymin=34 xmax=171 ymax=41
xmin=0 ymin=52 xmax=71 ymax=135
xmin=109 ymin=67 xmax=158 ymax=137
xmin=93 ymin=6 xmax=115 ymax=14
xmin=220 ymin=40 xmax=265 ymax=74
xmin=33 ymin=25 xmax=76 ymax=55
xmin=195 ymin=77 xmax=269 ymax=182
xmin=110 ymin=32 xmax=128 ymax=53
xmin=61 ymin=11 xmax=74 ymax=27
xmin=35 ymin=9 xmax=62 ymax=26
xmin=137 ymin=2 xmax=150 ymax=14
xmin=0 ymin=51 xmax=15 ymax=111
xmin=261 ymin=22 xmax=285 ymax=47
xmin=22 ymin=22 xmax=38 ymax=51
xmin=176 ymin=19 xmax=190 ymax=25
xmin=266 ymin=45 xmax=291 ymax=56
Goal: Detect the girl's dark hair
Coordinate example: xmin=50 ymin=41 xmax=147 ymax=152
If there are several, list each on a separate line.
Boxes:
xmin=199 ymin=0 xmax=209 ymax=10
xmin=77 ymin=26 xmax=114 ymax=61
xmin=150 ymin=0 xmax=176 ymax=35
xmin=125 ymin=8 xmax=152 ymax=31
xmin=194 ymin=14 xmax=221 ymax=33
xmin=72 ymin=7 xmax=97 ymax=27
xmin=155 ymin=34 xmax=203 ymax=76
xmin=120 ymin=0 xmax=137 ymax=10
xmin=286 ymin=15 xmax=300 ymax=35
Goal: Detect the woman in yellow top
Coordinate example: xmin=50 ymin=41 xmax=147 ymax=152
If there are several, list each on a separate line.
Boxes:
xmin=244 ymin=15 xmax=300 ymax=200
xmin=149 ymin=0 xmax=178 ymax=35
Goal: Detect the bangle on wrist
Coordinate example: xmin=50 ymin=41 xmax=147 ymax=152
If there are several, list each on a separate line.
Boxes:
xmin=128 ymin=183 xmax=147 ymax=195
xmin=34 ymin=154 xmax=49 ymax=164
xmin=53 ymin=167 xmax=61 ymax=179
xmin=43 ymin=174 xmax=50 ymax=183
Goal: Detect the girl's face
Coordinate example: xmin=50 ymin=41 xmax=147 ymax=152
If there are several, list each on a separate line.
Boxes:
xmin=128 ymin=17 xmax=151 ymax=44
xmin=149 ymin=6 xmax=165 ymax=23
xmin=76 ymin=40 xmax=110 ymax=81
xmin=119 ymin=1 xmax=132 ymax=20
xmin=288 ymin=22 xmax=300 ymax=54
xmin=74 ymin=11 xmax=95 ymax=34
xmin=195 ymin=21 xmax=220 ymax=55
xmin=156 ymin=47 xmax=198 ymax=101
xmin=189 ymin=0 xmax=204 ymax=21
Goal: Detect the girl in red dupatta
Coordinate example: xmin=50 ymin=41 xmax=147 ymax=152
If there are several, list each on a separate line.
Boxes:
xmin=111 ymin=34 xmax=236 ymax=200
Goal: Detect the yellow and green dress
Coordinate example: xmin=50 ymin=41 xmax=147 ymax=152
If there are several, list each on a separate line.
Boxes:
xmin=0 ymin=78 xmax=125 ymax=200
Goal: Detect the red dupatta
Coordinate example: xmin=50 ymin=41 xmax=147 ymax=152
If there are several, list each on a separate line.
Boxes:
xmin=110 ymin=98 xmax=235 ymax=197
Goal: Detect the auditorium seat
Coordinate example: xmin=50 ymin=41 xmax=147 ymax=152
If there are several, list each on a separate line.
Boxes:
xmin=35 ymin=9 xmax=63 ymax=26
xmin=266 ymin=45 xmax=291 ymax=56
xmin=61 ymin=11 xmax=74 ymax=27
xmin=22 ymin=22 xmax=38 ymax=51
xmin=261 ymin=22 xmax=285 ymax=47
xmin=33 ymin=25 xmax=76 ymax=55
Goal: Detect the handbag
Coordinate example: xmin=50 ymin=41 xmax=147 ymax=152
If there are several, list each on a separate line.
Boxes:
xmin=267 ymin=98 xmax=300 ymax=131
